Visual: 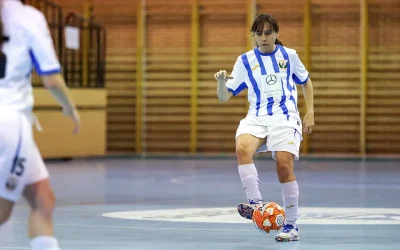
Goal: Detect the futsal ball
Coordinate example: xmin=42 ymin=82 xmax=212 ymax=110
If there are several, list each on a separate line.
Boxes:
xmin=252 ymin=202 xmax=286 ymax=234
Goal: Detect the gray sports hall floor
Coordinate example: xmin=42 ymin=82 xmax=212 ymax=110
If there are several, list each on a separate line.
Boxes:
xmin=1 ymin=157 xmax=399 ymax=250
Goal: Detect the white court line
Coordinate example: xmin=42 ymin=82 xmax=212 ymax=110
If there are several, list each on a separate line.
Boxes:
xmin=101 ymin=207 xmax=400 ymax=225
xmin=11 ymin=221 xmax=256 ymax=232
xmin=0 ymin=247 xmax=30 ymax=250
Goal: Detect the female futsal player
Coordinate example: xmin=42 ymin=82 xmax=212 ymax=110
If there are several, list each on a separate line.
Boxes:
xmin=0 ymin=1 xmax=80 ymax=249
xmin=214 ymin=13 xmax=315 ymax=241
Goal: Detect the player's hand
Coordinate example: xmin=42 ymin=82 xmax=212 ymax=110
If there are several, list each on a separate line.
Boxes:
xmin=303 ymin=112 xmax=314 ymax=134
xmin=63 ymin=108 xmax=81 ymax=134
xmin=214 ymin=70 xmax=234 ymax=81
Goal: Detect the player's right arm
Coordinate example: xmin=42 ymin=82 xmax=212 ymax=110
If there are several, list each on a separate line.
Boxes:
xmin=215 ymin=70 xmax=233 ymax=102
xmin=42 ymin=75 xmax=80 ymax=134
xmin=28 ymin=11 xmax=80 ymax=133
xmin=214 ymin=56 xmax=247 ymax=103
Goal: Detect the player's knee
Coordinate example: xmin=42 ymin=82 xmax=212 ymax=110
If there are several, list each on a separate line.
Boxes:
xmin=276 ymin=161 xmax=294 ymax=183
xmin=24 ymin=180 xmax=56 ymax=217
xmin=235 ymin=142 xmax=253 ymax=161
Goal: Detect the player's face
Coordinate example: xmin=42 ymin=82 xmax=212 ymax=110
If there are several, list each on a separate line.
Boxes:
xmin=254 ymin=23 xmax=278 ymax=53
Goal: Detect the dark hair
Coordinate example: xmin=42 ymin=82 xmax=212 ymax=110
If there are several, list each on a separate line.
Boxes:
xmin=0 ymin=1 xmax=3 ymax=47
xmin=251 ymin=13 xmax=284 ymax=46
xmin=0 ymin=1 xmax=7 ymax=79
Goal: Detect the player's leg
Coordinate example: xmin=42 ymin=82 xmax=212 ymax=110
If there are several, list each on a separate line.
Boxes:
xmin=12 ymin=112 xmax=61 ymax=250
xmin=23 ymin=179 xmax=55 ymax=238
xmin=236 ymin=133 xmax=266 ymax=199
xmin=267 ymin=123 xmax=301 ymax=241
xmin=236 ymin=133 xmax=266 ymax=219
xmin=23 ymin=179 xmax=59 ymax=250
xmin=274 ymin=151 xmax=299 ymax=241
xmin=236 ymin=133 xmax=265 ymax=165
xmin=0 ymin=112 xmax=29 ymax=243
xmin=235 ymin=115 xmax=269 ymax=220
xmin=23 ymin=142 xmax=60 ymax=250
xmin=0 ymin=198 xmax=14 ymax=225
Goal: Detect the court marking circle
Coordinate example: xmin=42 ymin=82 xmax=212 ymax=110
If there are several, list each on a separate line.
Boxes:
xmin=102 ymin=207 xmax=400 ymax=225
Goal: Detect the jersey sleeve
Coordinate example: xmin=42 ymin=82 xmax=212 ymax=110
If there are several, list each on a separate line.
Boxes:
xmin=29 ymin=13 xmax=61 ymax=76
xmin=291 ymin=53 xmax=309 ymax=85
xmin=225 ymin=56 xmax=248 ymax=96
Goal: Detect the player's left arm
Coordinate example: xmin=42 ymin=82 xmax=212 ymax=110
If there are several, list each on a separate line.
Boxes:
xmin=291 ymin=51 xmax=315 ymax=134
xmin=301 ymin=78 xmax=314 ymax=134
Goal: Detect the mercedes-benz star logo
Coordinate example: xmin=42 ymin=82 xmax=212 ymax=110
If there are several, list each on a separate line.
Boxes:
xmin=266 ymin=75 xmax=277 ymax=85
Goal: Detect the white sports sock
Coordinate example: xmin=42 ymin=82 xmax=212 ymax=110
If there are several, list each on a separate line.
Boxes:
xmin=30 ymin=236 xmax=60 ymax=250
xmin=238 ymin=164 xmax=262 ymax=204
xmin=281 ymin=180 xmax=299 ymax=226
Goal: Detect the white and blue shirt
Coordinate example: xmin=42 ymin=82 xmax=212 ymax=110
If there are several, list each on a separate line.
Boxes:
xmin=0 ymin=0 xmax=61 ymax=113
xmin=226 ymin=45 xmax=309 ymax=120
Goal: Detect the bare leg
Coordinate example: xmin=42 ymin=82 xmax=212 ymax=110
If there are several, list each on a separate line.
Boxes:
xmin=275 ymin=151 xmax=296 ymax=183
xmin=23 ymin=179 xmax=55 ymax=238
xmin=235 ymin=134 xmax=265 ymax=165
xmin=0 ymin=198 xmax=14 ymax=225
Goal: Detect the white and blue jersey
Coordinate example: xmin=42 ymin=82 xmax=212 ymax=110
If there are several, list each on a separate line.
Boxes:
xmin=0 ymin=0 xmax=61 ymax=114
xmin=226 ymin=45 xmax=309 ymax=120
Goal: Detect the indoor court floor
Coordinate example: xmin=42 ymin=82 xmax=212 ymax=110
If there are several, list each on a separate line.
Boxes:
xmin=1 ymin=157 xmax=399 ymax=250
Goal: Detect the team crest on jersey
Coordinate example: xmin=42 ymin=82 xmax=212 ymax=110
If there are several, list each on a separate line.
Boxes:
xmin=6 ymin=176 xmax=18 ymax=191
xmin=278 ymin=60 xmax=288 ymax=72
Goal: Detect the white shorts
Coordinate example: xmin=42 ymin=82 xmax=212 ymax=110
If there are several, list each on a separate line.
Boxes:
xmin=0 ymin=111 xmax=49 ymax=202
xmin=235 ymin=114 xmax=303 ymax=160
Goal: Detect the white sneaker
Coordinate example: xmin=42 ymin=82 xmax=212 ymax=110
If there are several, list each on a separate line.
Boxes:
xmin=275 ymin=224 xmax=299 ymax=242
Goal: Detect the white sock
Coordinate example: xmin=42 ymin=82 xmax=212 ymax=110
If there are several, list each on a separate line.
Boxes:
xmin=238 ymin=163 xmax=262 ymax=204
xmin=30 ymin=236 xmax=60 ymax=250
xmin=281 ymin=180 xmax=299 ymax=226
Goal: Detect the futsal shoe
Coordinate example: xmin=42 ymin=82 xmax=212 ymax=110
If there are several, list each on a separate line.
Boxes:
xmin=275 ymin=224 xmax=299 ymax=242
xmin=237 ymin=201 xmax=267 ymax=220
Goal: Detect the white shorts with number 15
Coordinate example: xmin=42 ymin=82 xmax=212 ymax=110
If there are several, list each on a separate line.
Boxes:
xmin=0 ymin=111 xmax=49 ymax=202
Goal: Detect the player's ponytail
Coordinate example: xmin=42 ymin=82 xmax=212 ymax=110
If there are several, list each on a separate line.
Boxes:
xmin=275 ymin=38 xmax=284 ymax=46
